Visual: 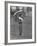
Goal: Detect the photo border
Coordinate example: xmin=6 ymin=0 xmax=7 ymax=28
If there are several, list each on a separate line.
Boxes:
xmin=5 ymin=1 xmax=36 ymax=45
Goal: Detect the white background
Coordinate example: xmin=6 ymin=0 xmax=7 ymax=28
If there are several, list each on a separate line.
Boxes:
xmin=0 ymin=0 xmax=37 ymax=46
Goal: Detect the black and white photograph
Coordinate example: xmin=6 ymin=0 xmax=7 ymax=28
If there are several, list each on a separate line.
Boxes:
xmin=10 ymin=6 xmax=32 ymax=39
xmin=5 ymin=1 xmax=36 ymax=44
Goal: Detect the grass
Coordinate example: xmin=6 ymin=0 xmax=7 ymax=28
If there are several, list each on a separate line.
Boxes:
xmin=10 ymin=16 xmax=32 ymax=39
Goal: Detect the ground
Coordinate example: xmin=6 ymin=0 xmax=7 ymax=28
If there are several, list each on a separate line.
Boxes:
xmin=10 ymin=16 xmax=32 ymax=39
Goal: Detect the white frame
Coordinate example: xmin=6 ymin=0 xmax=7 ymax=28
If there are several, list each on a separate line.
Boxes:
xmin=8 ymin=3 xmax=35 ymax=43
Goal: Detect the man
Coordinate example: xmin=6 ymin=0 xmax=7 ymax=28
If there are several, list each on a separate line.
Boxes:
xmin=13 ymin=10 xmax=25 ymax=36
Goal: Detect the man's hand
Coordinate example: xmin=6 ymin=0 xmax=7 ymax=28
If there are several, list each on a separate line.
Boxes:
xmin=19 ymin=17 xmax=24 ymax=21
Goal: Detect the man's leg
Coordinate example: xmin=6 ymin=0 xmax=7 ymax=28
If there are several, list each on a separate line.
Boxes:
xmin=19 ymin=22 xmax=22 ymax=36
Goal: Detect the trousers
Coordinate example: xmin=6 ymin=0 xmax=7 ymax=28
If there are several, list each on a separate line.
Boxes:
xmin=19 ymin=22 xmax=22 ymax=35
